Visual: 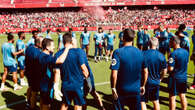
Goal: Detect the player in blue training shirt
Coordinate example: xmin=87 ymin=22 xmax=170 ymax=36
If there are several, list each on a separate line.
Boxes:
xmin=16 ymin=31 xmax=27 ymax=86
xmin=118 ymin=27 xmax=124 ymax=48
xmin=190 ymin=25 xmax=195 ymax=90
xmin=46 ymin=29 xmax=52 ymax=39
xmin=39 ymin=38 xmax=71 ymax=110
xmin=0 ymin=33 xmax=24 ymax=91
xmin=137 ymin=25 xmax=144 ymax=50
xmin=142 ymin=28 xmax=150 ymax=51
xmin=27 ymin=30 xmax=39 ymax=47
xmin=80 ymin=27 xmax=91 ymax=57
xmin=141 ymin=37 xmax=167 ymax=110
xmin=94 ymin=27 xmax=105 ymax=62
xmin=168 ymin=36 xmax=189 ymax=110
xmin=25 ymin=37 xmax=43 ymax=109
xmin=105 ymin=29 xmax=116 ymax=61
xmin=110 ymin=29 xmax=148 ymax=110
xmin=158 ymin=25 xmax=170 ymax=55
xmin=57 ymin=29 xmax=64 ymax=51
xmin=54 ymin=33 xmax=89 ymax=110
xmin=69 ymin=28 xmax=76 ymax=38
xmin=175 ymin=24 xmax=190 ymax=52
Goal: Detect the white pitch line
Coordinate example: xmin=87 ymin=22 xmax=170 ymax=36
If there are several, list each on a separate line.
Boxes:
xmin=0 ymin=81 xmax=110 ymax=109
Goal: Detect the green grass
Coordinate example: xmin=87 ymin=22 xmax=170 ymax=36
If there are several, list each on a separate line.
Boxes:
xmin=0 ymin=30 xmax=194 ymax=110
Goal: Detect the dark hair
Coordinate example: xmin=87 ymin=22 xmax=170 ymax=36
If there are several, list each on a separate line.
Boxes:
xmin=42 ymin=38 xmax=54 ymax=50
xmin=123 ymin=28 xmax=135 ymax=42
xmin=84 ymin=27 xmax=87 ymax=32
xmin=63 ymin=32 xmax=72 ymax=45
xmin=69 ymin=28 xmax=73 ymax=32
xmin=178 ymin=24 xmax=186 ymax=31
xmin=170 ymin=36 xmax=180 ymax=44
xmin=18 ymin=31 xmax=24 ymax=38
xmin=32 ymin=30 xmax=38 ymax=35
xmin=7 ymin=33 xmax=14 ymax=41
xmin=56 ymin=29 xmax=61 ymax=33
xmin=47 ymin=29 xmax=51 ymax=34
xmin=98 ymin=27 xmax=102 ymax=30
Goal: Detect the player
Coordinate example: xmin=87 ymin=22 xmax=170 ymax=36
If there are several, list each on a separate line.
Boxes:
xmin=137 ymin=25 xmax=144 ymax=50
xmin=141 ymin=37 xmax=167 ymax=110
xmin=27 ymin=30 xmax=39 ymax=47
xmin=110 ymin=28 xmax=148 ymax=110
xmin=143 ymin=28 xmax=150 ymax=51
xmin=39 ymin=38 xmax=71 ymax=110
xmin=25 ymin=37 xmax=43 ymax=109
xmin=175 ymin=24 xmax=190 ymax=52
xmin=157 ymin=25 xmax=170 ymax=55
xmin=80 ymin=27 xmax=91 ymax=56
xmin=69 ymin=28 xmax=76 ymax=38
xmin=105 ymin=29 xmax=116 ymax=61
xmin=57 ymin=29 xmax=64 ymax=51
xmin=16 ymin=31 xmax=27 ymax=86
xmin=118 ymin=27 xmax=124 ymax=48
xmin=94 ymin=27 xmax=105 ymax=62
xmin=0 ymin=33 xmax=23 ymax=91
xmin=168 ymin=36 xmax=189 ymax=110
xmin=54 ymin=33 xmax=89 ymax=110
xmin=46 ymin=29 xmax=52 ymax=39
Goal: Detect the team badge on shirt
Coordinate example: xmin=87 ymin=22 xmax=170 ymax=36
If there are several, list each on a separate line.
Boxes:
xmin=112 ymin=59 xmax=117 ymax=66
xmin=169 ymin=58 xmax=174 ymax=64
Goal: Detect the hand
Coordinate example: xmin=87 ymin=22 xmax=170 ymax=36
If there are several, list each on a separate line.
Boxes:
xmin=140 ymin=86 xmax=145 ymax=96
xmin=112 ymin=88 xmax=118 ymax=100
xmin=54 ymin=83 xmax=63 ymax=101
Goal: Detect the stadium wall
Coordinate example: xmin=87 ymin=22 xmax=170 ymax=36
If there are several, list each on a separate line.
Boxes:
xmin=0 ymin=25 xmax=194 ymax=33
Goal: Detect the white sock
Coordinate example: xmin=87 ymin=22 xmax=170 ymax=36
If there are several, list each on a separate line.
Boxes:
xmin=94 ymin=56 xmax=97 ymax=60
xmin=14 ymin=84 xmax=18 ymax=88
xmin=1 ymin=83 xmax=5 ymax=89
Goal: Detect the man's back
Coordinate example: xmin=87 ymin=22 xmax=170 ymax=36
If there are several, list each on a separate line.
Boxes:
xmin=143 ymin=49 xmax=167 ymax=85
xmin=55 ymin=48 xmax=85 ymax=90
xmin=2 ymin=42 xmax=17 ymax=66
xmin=111 ymin=46 xmax=146 ymax=96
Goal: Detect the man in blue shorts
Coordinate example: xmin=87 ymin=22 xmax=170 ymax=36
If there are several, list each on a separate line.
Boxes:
xmin=118 ymin=27 xmax=124 ymax=48
xmin=105 ymin=29 xmax=116 ymax=61
xmin=27 ymin=30 xmax=39 ymax=47
xmin=25 ymin=37 xmax=43 ymax=109
xmin=39 ymin=38 xmax=71 ymax=110
xmin=80 ymin=27 xmax=91 ymax=57
xmin=141 ymin=37 xmax=167 ymax=110
xmin=1 ymin=33 xmax=23 ymax=91
xmin=54 ymin=33 xmax=89 ymax=110
xmin=168 ymin=36 xmax=189 ymax=110
xmin=137 ymin=25 xmax=144 ymax=50
xmin=94 ymin=27 xmax=105 ymax=62
xmin=16 ymin=31 xmax=28 ymax=86
xmin=110 ymin=28 xmax=148 ymax=110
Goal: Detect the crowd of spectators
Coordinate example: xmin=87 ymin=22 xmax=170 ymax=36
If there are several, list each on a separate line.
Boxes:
xmin=0 ymin=7 xmax=194 ymax=29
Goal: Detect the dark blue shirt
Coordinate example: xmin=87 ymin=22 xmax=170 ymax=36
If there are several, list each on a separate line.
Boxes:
xmin=137 ymin=31 xmax=144 ymax=45
xmin=143 ymin=49 xmax=167 ymax=85
xmin=192 ymin=34 xmax=195 ymax=51
xmin=55 ymin=48 xmax=85 ymax=90
xmin=39 ymin=52 xmax=57 ymax=92
xmin=168 ymin=48 xmax=189 ymax=81
xmin=25 ymin=46 xmax=42 ymax=84
xmin=119 ymin=32 xmax=123 ymax=45
xmin=110 ymin=46 xmax=147 ymax=96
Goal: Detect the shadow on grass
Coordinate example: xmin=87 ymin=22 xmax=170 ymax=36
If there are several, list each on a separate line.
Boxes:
xmin=1 ymin=91 xmax=26 ymax=110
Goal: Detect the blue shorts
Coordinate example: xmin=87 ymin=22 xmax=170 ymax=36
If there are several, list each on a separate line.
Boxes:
xmin=168 ymin=77 xmax=187 ymax=95
xmin=141 ymin=84 xmax=159 ymax=102
xmin=18 ymin=60 xmax=25 ymax=70
xmin=107 ymin=45 xmax=114 ymax=51
xmin=82 ymin=44 xmax=89 ymax=49
xmin=4 ymin=64 xmax=17 ymax=73
xmin=62 ymin=87 xmax=86 ymax=106
xmin=118 ymin=95 xmax=141 ymax=110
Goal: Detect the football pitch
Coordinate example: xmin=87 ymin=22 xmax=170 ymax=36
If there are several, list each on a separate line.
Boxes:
xmin=0 ymin=30 xmax=194 ymax=110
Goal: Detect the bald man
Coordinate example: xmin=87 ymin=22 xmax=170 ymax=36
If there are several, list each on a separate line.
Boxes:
xmin=141 ymin=37 xmax=167 ymax=110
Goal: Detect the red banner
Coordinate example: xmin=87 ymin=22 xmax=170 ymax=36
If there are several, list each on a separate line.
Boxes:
xmin=0 ymin=0 xmax=195 ymax=8
xmin=0 ymin=25 xmax=193 ymax=34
